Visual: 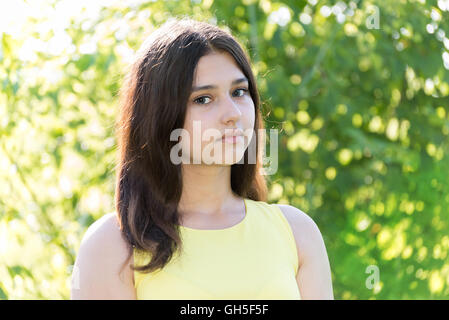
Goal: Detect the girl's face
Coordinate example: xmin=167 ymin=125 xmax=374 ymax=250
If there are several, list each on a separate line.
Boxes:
xmin=180 ymin=51 xmax=255 ymax=165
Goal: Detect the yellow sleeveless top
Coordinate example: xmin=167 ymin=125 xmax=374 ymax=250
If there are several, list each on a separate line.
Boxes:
xmin=133 ymin=198 xmax=301 ymax=299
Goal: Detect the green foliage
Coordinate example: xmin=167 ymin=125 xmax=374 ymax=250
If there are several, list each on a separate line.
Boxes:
xmin=1 ymin=0 xmax=448 ymax=299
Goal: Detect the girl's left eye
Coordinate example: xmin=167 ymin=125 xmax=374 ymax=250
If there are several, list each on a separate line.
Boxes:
xmin=234 ymin=88 xmax=248 ymax=97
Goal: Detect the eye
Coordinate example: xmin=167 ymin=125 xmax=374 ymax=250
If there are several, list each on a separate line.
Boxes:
xmin=193 ymin=96 xmax=212 ymax=105
xmin=233 ymin=88 xmax=249 ymax=97
xmin=193 ymin=88 xmax=249 ymax=105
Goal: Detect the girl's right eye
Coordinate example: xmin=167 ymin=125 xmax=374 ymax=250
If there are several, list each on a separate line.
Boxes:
xmin=193 ymin=96 xmax=211 ymax=105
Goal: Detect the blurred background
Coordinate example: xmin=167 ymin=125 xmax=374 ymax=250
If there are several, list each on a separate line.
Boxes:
xmin=1 ymin=0 xmax=448 ymax=299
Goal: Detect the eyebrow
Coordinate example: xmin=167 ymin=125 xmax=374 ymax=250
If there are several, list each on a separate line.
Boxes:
xmin=191 ymin=77 xmax=249 ymax=92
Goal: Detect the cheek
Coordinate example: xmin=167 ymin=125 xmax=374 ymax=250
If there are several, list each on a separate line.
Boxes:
xmin=182 ymin=108 xmax=201 ymax=139
xmin=244 ymin=102 xmax=256 ymax=127
xmin=180 ymin=113 xmax=209 ymax=149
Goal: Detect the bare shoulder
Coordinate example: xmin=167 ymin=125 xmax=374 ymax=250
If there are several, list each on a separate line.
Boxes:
xmin=78 ymin=212 xmax=126 ymax=252
xmin=71 ymin=212 xmax=136 ymax=299
xmin=274 ymin=204 xmax=334 ymax=299
xmin=274 ymin=204 xmax=317 ymax=228
xmin=273 ymin=204 xmax=325 ymax=268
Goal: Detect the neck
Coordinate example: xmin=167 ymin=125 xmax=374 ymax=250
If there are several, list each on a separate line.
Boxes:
xmin=177 ymin=164 xmax=240 ymax=218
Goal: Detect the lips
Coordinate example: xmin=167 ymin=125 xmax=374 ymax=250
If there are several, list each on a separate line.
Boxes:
xmin=220 ymin=129 xmax=244 ymax=144
xmin=222 ymin=136 xmax=243 ymax=144
xmin=221 ymin=129 xmax=244 ymax=140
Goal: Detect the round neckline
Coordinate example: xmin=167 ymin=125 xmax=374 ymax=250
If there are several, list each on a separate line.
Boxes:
xmin=179 ymin=198 xmax=248 ymax=232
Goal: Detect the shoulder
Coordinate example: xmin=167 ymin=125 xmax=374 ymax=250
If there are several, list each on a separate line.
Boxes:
xmin=273 ymin=204 xmax=325 ymax=268
xmin=274 ymin=204 xmax=334 ymax=299
xmin=71 ymin=212 xmax=136 ymax=299
xmin=78 ymin=212 xmax=125 ymax=251
xmin=273 ymin=203 xmax=315 ymax=226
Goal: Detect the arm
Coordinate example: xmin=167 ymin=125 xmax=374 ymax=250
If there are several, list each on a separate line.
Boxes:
xmin=275 ymin=204 xmax=334 ymax=300
xmin=71 ymin=212 xmax=136 ymax=300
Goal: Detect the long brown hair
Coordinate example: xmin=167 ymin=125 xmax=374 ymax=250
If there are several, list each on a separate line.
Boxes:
xmin=115 ymin=16 xmax=268 ymax=275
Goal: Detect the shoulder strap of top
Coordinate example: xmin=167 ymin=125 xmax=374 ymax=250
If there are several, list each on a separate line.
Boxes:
xmin=133 ymin=248 xmax=154 ymax=288
xmin=257 ymin=201 xmax=299 ymax=273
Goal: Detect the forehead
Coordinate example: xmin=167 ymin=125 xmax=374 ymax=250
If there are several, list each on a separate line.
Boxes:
xmin=193 ymin=51 xmax=245 ymax=83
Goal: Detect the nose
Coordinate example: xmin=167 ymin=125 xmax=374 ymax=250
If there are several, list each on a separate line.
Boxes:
xmin=221 ymin=95 xmax=242 ymax=124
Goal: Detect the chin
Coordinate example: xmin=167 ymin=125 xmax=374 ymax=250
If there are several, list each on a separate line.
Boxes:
xmin=200 ymin=149 xmax=247 ymax=165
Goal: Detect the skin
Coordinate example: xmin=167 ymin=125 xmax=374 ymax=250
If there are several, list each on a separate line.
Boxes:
xmin=176 ymin=51 xmax=255 ymax=227
xmin=70 ymin=212 xmax=136 ymax=299
xmin=276 ymin=204 xmax=334 ymax=299
xmin=70 ymin=51 xmax=334 ymax=299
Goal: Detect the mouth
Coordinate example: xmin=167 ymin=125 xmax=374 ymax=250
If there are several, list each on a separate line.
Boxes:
xmin=219 ymin=129 xmax=245 ymax=143
xmin=221 ymin=135 xmax=244 ymax=143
